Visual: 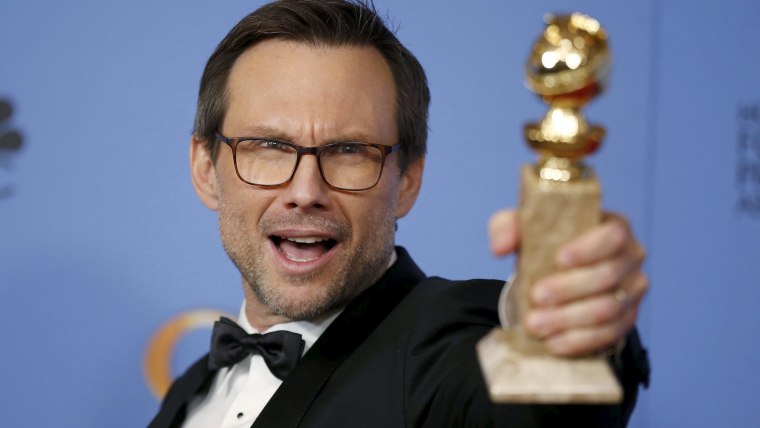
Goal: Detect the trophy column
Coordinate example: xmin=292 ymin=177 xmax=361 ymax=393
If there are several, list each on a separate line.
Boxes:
xmin=477 ymin=13 xmax=622 ymax=403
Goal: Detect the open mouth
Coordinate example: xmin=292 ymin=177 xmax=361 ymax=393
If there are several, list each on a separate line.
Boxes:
xmin=270 ymin=235 xmax=338 ymax=263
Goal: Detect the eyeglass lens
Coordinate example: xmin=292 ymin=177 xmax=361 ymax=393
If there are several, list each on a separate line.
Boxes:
xmin=234 ymin=140 xmax=385 ymax=190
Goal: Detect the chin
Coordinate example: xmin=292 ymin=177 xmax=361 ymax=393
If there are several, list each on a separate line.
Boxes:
xmin=251 ymin=276 xmax=360 ymax=321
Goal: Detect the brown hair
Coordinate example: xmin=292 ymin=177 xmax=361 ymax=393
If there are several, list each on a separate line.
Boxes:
xmin=194 ymin=0 xmax=430 ymax=172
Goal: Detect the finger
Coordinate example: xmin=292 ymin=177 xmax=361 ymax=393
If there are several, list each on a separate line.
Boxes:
xmin=526 ymin=292 xmax=626 ymax=339
xmin=488 ymin=209 xmax=519 ymax=257
xmin=623 ymin=270 xmax=650 ymax=308
xmin=532 ymin=254 xmax=638 ymax=306
xmin=557 ymin=213 xmax=630 ymax=268
xmin=527 ymin=270 xmax=649 ymax=338
xmin=544 ymin=307 xmax=638 ymax=357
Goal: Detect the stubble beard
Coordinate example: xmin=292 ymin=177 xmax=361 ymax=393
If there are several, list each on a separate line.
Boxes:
xmin=218 ymin=204 xmax=396 ymax=321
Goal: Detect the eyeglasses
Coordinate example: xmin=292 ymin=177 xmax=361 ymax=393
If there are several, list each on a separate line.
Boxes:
xmin=215 ymin=133 xmax=401 ymax=191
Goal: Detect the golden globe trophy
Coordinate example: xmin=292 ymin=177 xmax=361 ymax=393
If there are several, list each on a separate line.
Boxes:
xmin=476 ymin=13 xmax=622 ymax=403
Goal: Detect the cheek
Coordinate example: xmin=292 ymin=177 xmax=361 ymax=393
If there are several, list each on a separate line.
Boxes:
xmin=345 ymin=191 xmax=399 ymax=235
xmin=216 ymin=180 xmax=272 ymax=229
xmin=216 ymin=160 xmax=265 ymax=205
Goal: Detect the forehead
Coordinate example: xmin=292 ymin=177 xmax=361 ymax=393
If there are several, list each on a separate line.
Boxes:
xmin=223 ymin=39 xmax=398 ymax=144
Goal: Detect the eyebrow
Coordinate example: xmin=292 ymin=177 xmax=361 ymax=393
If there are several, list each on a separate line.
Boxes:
xmin=232 ymin=124 xmax=376 ymax=145
xmin=234 ymin=125 xmax=292 ymax=141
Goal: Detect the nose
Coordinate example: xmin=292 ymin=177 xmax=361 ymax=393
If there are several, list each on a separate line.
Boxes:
xmin=281 ymin=154 xmax=331 ymax=211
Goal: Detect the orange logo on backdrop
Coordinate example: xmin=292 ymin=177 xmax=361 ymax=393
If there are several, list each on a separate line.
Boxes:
xmin=143 ymin=309 xmax=233 ymax=400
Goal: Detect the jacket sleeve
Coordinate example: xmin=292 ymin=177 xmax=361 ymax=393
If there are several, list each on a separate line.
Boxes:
xmin=402 ymin=278 xmax=649 ymax=428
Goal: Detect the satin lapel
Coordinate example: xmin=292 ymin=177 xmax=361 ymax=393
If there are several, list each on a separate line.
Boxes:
xmin=148 ymin=355 xmax=215 ymax=428
xmin=252 ymin=247 xmax=425 ymax=428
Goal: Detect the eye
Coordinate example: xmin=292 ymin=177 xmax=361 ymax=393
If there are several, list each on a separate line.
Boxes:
xmin=335 ymin=143 xmax=368 ymax=155
xmin=258 ymin=140 xmax=287 ymax=150
xmin=236 ymin=139 xmax=294 ymax=156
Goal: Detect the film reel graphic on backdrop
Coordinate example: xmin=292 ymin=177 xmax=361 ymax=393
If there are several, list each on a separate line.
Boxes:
xmin=143 ymin=309 xmax=232 ymax=399
xmin=0 ymin=98 xmax=23 ymax=200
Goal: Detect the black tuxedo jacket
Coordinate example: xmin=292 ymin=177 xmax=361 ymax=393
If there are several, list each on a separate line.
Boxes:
xmin=149 ymin=247 xmax=649 ymax=428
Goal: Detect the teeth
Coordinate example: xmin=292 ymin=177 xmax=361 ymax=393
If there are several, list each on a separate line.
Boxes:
xmin=285 ymin=237 xmax=326 ymax=244
xmin=284 ymin=254 xmax=319 ymax=263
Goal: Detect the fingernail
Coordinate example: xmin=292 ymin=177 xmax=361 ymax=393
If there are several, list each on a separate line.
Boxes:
xmin=527 ymin=313 xmax=546 ymax=334
xmin=533 ymin=286 xmax=552 ymax=305
xmin=557 ymin=250 xmax=574 ymax=267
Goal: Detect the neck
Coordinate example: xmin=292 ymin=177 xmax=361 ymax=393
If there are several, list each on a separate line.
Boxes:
xmin=242 ymin=285 xmax=291 ymax=332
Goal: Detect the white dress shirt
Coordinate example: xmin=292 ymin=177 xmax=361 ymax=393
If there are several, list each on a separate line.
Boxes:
xmin=182 ymin=305 xmax=342 ymax=428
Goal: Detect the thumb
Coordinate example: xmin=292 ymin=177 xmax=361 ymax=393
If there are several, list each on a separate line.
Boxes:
xmin=488 ymin=209 xmax=519 ymax=257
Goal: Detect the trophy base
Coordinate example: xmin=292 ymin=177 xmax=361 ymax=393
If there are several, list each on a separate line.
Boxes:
xmin=477 ymin=328 xmax=622 ymax=403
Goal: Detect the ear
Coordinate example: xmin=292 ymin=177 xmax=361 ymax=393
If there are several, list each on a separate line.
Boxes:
xmin=395 ymin=157 xmax=424 ymax=219
xmin=190 ymin=136 xmax=219 ymax=211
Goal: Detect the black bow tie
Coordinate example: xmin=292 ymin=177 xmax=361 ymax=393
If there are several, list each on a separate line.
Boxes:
xmin=208 ymin=317 xmax=305 ymax=381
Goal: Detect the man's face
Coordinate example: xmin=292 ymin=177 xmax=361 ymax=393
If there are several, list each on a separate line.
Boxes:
xmin=191 ymin=40 xmax=423 ymax=323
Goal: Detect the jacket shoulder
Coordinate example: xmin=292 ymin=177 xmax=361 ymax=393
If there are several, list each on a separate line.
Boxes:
xmin=398 ymin=277 xmax=505 ymax=427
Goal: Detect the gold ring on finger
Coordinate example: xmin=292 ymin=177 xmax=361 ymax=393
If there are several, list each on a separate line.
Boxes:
xmin=614 ymin=289 xmax=631 ymax=310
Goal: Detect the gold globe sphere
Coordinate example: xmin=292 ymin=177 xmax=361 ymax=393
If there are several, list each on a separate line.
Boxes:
xmin=525 ymin=13 xmax=610 ymax=107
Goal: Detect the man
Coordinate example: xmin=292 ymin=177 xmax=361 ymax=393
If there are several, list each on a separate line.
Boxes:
xmin=150 ymin=1 xmax=649 ymax=427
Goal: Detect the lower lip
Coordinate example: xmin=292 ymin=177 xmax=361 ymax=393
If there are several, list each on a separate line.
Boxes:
xmin=268 ymin=239 xmax=340 ymax=275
